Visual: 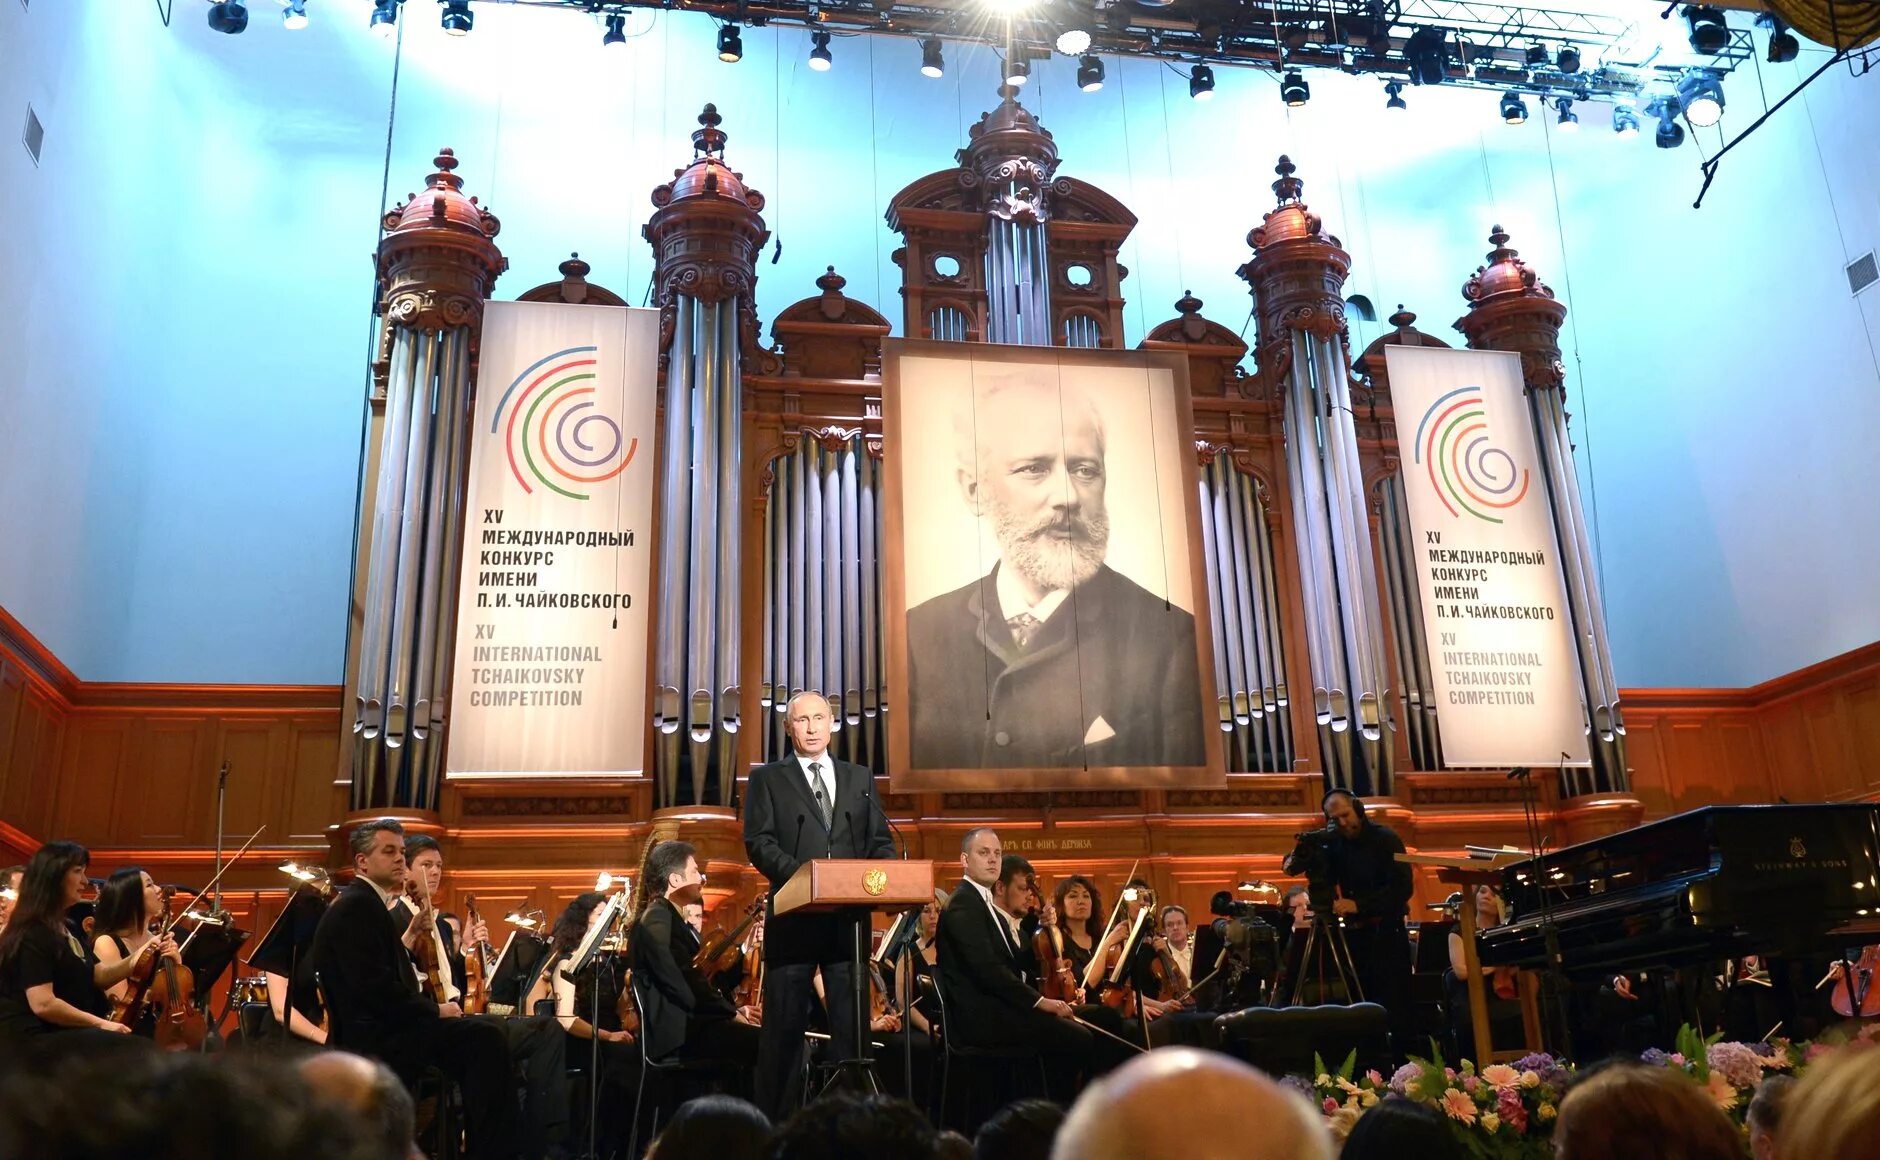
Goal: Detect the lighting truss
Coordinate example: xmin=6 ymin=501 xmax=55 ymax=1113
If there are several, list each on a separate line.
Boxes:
xmin=462 ymin=0 xmax=1761 ymax=102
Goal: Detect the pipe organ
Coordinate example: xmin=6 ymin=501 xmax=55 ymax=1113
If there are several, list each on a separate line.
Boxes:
xmin=335 ymin=89 xmax=1634 ymax=880
xmin=347 ymin=150 xmax=506 ymax=814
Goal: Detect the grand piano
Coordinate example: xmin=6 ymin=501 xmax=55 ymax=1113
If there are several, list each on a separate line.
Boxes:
xmin=1478 ymin=804 xmax=1880 ymax=974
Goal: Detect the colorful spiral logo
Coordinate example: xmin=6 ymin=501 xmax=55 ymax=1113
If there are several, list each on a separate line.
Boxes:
xmin=488 ymin=345 xmax=637 ymax=501
xmin=1411 ymin=385 xmax=1531 ymax=523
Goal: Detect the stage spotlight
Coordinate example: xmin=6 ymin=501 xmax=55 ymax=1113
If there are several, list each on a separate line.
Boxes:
xmin=370 ymin=0 xmax=398 ymax=37
xmin=602 ymin=13 xmax=627 ymax=46
xmin=1655 ymin=110 xmax=1685 ymax=148
xmin=1056 ymin=27 xmax=1091 ymax=55
xmin=1525 ymin=43 xmax=1547 ymax=66
xmin=920 ymin=38 xmax=945 ymax=77
xmin=1405 ymin=26 xmax=1447 ymax=85
xmin=1684 ymin=5 xmax=1730 ymax=55
xmin=207 ymin=1 xmax=249 ymax=33
xmin=809 ymin=29 xmax=833 ymax=71
xmin=1557 ymin=45 xmax=1581 ymax=72
xmin=1280 ymin=69 xmax=1309 ymax=106
xmin=1763 ymin=17 xmax=1799 ymax=62
xmin=1554 ymin=96 xmax=1578 ymax=131
xmin=1612 ymin=104 xmax=1640 ymax=137
xmin=1500 ymin=90 xmax=1528 ymax=124
xmin=1678 ymin=70 xmax=1724 ymax=126
xmin=440 ymin=0 xmax=472 ymax=36
xmin=717 ymin=23 xmax=743 ymax=62
xmin=1005 ymin=55 xmax=1031 ymax=85
xmin=1190 ymin=63 xmax=1215 ymax=100
xmin=1077 ymin=53 xmax=1105 ymax=91
xmin=1385 ymin=79 xmax=1406 ymax=111
xmin=281 ymin=0 xmax=308 ymax=30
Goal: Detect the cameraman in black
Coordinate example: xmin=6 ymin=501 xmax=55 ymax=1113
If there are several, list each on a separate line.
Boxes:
xmin=1304 ymin=790 xmax=1414 ymax=1046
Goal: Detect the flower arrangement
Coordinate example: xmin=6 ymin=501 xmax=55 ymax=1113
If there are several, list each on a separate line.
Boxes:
xmin=1290 ymin=1027 xmax=1877 ymax=1159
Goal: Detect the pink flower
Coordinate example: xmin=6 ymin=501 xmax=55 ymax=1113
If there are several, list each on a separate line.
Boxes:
xmin=1365 ymin=1069 xmax=1385 ymax=1087
xmin=1441 ymin=1089 xmax=1478 ymax=1124
xmin=1323 ymin=1097 xmax=1340 ymax=1114
xmin=1463 ymin=1075 xmax=1481 ymax=1094
xmin=1481 ymin=1064 xmax=1521 ymax=1089
xmin=1707 ymin=1042 xmax=1764 ymax=1090
xmin=1497 ymin=1086 xmax=1529 ymax=1133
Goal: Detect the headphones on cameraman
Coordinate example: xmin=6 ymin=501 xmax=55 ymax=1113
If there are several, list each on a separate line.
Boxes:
xmin=1321 ymin=788 xmax=1366 ymax=820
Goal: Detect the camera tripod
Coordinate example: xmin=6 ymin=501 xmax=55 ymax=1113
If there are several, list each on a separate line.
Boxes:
xmin=1288 ymin=913 xmax=1366 ymax=1007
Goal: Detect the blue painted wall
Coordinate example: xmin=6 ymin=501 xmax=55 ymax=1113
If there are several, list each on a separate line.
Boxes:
xmin=1 ymin=0 xmax=1875 ymax=688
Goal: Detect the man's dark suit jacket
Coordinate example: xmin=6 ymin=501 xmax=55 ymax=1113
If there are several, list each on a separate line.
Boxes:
xmin=742 ymin=752 xmax=895 ymax=965
xmin=310 ymin=879 xmax=437 ymax=1058
xmin=632 ymin=896 xmax=736 ymax=1061
xmin=934 ymin=877 xmax=1043 ymax=1047
xmin=906 ymin=563 xmax=1206 ymax=770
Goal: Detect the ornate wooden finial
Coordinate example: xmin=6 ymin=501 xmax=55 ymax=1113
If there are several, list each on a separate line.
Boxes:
xmin=1389 ymin=304 xmax=1416 ymax=329
xmin=1175 ymin=290 xmax=1203 ymax=316
xmin=559 ymin=252 xmax=591 ymax=279
xmin=1272 ymin=155 xmax=1304 ymax=204
xmin=816 ymin=265 xmax=847 ymax=294
xmin=693 ymin=104 xmax=728 ymax=158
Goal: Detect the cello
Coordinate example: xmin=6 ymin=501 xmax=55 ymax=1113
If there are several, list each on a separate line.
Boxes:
xmin=1827 ymin=945 xmax=1880 ymax=1018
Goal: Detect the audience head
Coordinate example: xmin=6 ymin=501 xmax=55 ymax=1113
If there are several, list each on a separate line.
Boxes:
xmin=0 ymin=841 xmax=90 ymax=967
xmin=1339 ymin=1095 xmax=1463 ymax=1160
xmin=1746 ymin=1072 xmax=1795 ymax=1160
xmin=298 ymin=1051 xmax=419 ymax=1160
xmin=771 ymin=1093 xmax=938 ymax=1160
xmin=1554 ymin=1061 xmax=1743 ymax=1160
xmin=960 ymin=828 xmax=1002 ymax=889
xmin=648 ymin=1094 xmax=770 ymax=1160
xmin=0 ymin=1048 xmax=377 ymax=1159
xmin=93 ymin=866 xmax=161 ymax=936
xmin=1780 ymin=1042 xmax=1880 ymax=1160
xmin=973 ymin=1097 xmax=1063 ymax=1160
xmin=935 ymin=1130 xmax=974 ymax=1160
xmin=348 ymin=819 xmax=407 ymax=889
xmin=1053 ymin=1046 xmax=1330 ymax=1160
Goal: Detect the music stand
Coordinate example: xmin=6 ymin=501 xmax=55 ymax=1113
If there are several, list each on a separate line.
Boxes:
xmin=566 ymin=894 xmax=627 ymax=1160
xmin=485 ymin=929 xmax=550 ymax=1015
xmin=775 ymin=859 xmax=935 ymax=1093
xmin=1397 ymin=851 xmax=1527 ymax=1064
xmin=246 ymin=886 xmax=331 ymax=1034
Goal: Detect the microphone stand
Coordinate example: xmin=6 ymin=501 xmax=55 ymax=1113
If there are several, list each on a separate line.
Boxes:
xmin=1510 ymin=764 xmax=1575 ymax=1061
xmin=863 ymin=781 xmax=917 ymax=1100
xmin=201 ymin=760 xmax=232 ymax=1052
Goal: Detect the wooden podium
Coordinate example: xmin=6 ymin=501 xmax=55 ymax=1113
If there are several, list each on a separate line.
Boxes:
xmin=775 ymin=858 xmax=936 ymax=1090
xmin=1398 ymin=852 xmax=1538 ymax=1066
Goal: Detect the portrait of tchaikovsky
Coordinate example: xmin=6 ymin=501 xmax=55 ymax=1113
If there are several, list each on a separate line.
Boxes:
xmin=904 ymin=373 xmax=1207 ymax=770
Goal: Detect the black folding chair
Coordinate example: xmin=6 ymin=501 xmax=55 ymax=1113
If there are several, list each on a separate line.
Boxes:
xmin=920 ymin=973 xmax=1048 ymax=1133
xmin=628 ymin=973 xmax=735 ymax=1153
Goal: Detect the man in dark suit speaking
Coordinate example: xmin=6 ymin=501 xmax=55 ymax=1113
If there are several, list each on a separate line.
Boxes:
xmin=742 ymin=690 xmax=895 ymax=1116
xmin=906 ymin=376 xmax=1206 ymax=770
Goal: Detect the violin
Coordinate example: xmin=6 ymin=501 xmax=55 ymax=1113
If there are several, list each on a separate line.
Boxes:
xmin=867 ymin=961 xmax=901 ymax=1032
xmin=404 ymin=879 xmax=452 ymax=1004
xmin=1828 ymin=946 xmax=1880 ymax=1018
xmin=1032 ymin=889 xmax=1084 ymax=1005
xmin=732 ymin=920 xmax=764 ymax=1021
xmin=695 ymin=895 xmax=764 ymax=983
xmin=1149 ymin=907 xmax=1192 ymax=1006
xmin=109 ymin=917 xmax=163 ymax=1029
xmin=462 ymin=894 xmax=495 ymax=1016
xmin=150 ymin=896 xmax=206 ymax=1051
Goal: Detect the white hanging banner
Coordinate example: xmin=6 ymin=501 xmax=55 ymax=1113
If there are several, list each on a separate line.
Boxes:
xmin=1382 ymin=346 xmax=1591 ymax=767
xmin=447 ymin=301 xmax=659 ymax=778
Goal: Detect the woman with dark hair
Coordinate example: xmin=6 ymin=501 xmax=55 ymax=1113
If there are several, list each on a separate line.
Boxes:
xmin=530 ymin=891 xmax=638 ymax=1156
xmin=91 ymin=867 xmax=182 ymax=1038
xmin=645 ymin=1094 xmax=770 ymax=1160
xmin=1339 ymin=1096 xmax=1463 ymax=1159
xmin=0 ymin=842 xmax=163 ymax=1043
xmin=1050 ymin=875 xmax=1106 ymax=984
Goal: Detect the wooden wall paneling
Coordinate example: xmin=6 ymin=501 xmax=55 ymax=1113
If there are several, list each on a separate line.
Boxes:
xmin=130 ymin=718 xmax=210 ymax=844
xmin=1848 ymin=675 xmax=1880 ymax=798
xmin=286 ymin=721 xmax=344 ymax=845
xmin=1801 ymin=692 xmax=1858 ymax=800
xmin=1621 ymin=713 xmax=1676 ymax=818
xmin=216 ymin=720 xmax=281 ymax=846
xmin=53 ymin=717 xmax=129 ymax=839
xmin=0 ymin=658 xmax=26 ymax=820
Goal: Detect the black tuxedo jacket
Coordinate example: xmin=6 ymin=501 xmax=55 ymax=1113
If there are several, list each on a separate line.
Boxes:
xmin=632 ymin=896 xmax=736 ymax=1060
xmin=310 ymin=879 xmax=438 ymax=1057
xmin=742 ymin=753 xmax=894 ymax=965
xmin=934 ymin=877 xmax=1042 ymax=1046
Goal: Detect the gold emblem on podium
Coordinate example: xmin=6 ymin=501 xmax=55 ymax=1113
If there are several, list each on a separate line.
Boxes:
xmin=863 ymin=868 xmax=888 ymax=897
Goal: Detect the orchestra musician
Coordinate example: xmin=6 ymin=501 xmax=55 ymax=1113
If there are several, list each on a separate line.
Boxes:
xmin=742 ymin=690 xmax=895 ymax=1116
xmin=1272 ymin=885 xmax=1316 ymax=1004
xmin=630 ymin=840 xmax=760 ymax=1074
xmin=1446 ymin=883 xmax=1522 ymax=1056
xmin=0 ymin=865 xmax=22 ymax=936
xmin=251 ymin=883 xmax=333 ymax=1048
xmin=529 ymin=891 xmax=635 ymax=1158
xmin=91 ymin=867 xmax=183 ymax=1039
xmin=308 ymin=819 xmax=517 ymax=1159
xmin=935 ymin=829 xmax=1101 ymax=1093
xmin=0 ymin=842 xmax=149 ymax=1047
xmin=1311 ymin=791 xmax=1414 ymax=1039
xmin=398 ymin=835 xmax=568 ymax=1157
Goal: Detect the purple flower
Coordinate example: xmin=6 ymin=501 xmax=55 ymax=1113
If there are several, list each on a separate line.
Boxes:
xmin=1707 ymin=1042 xmax=1764 ymax=1090
xmin=1641 ymin=1048 xmax=1672 ymax=1068
xmin=1280 ymin=1075 xmax=1317 ymax=1098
